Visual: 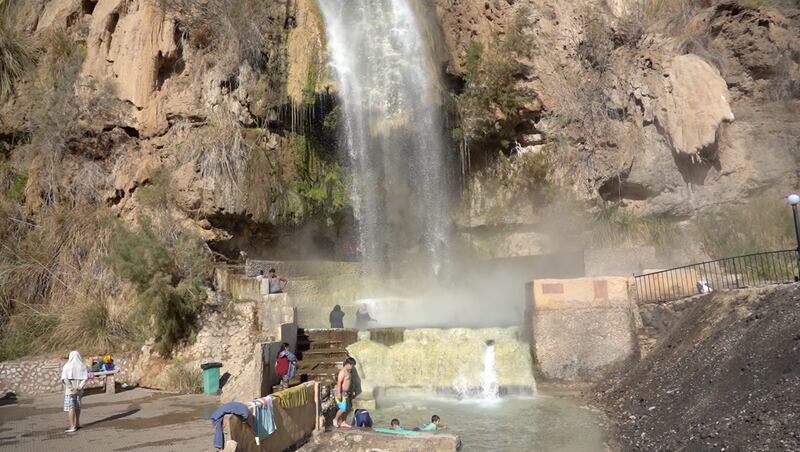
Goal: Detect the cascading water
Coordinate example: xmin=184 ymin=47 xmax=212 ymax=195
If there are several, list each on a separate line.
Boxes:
xmin=347 ymin=327 xmax=536 ymax=398
xmin=481 ymin=340 xmax=499 ymax=400
xmin=317 ymin=0 xmax=450 ymax=273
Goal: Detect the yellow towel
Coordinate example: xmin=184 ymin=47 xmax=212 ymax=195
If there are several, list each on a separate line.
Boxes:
xmin=272 ymin=384 xmax=308 ymax=408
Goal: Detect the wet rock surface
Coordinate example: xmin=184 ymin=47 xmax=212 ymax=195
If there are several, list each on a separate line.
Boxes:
xmin=597 ymin=285 xmax=800 ymax=451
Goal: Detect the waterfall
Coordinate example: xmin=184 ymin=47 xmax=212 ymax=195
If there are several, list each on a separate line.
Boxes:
xmin=481 ymin=341 xmax=499 ymax=400
xmin=347 ymin=327 xmax=537 ymax=398
xmin=317 ymin=0 xmax=449 ymax=273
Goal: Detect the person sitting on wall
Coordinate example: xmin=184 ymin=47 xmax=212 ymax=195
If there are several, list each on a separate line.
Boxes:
xmin=267 ymin=268 xmax=288 ymax=294
xmin=330 ymin=305 xmax=345 ymax=329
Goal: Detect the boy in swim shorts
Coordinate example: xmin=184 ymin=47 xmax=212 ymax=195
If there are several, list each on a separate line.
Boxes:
xmin=333 ymin=357 xmax=357 ymax=428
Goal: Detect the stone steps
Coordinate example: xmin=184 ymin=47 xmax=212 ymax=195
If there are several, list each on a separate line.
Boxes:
xmin=278 ymin=328 xmax=359 ymax=391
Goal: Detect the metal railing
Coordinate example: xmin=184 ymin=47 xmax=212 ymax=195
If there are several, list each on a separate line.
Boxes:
xmin=634 ymin=249 xmax=799 ymax=303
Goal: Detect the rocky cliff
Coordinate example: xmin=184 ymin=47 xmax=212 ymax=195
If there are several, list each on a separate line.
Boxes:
xmin=1 ymin=0 xmax=798 ymax=358
xmin=438 ymin=0 xmax=799 ymax=225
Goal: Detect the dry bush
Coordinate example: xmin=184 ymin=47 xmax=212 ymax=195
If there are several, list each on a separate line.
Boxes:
xmin=0 ymin=0 xmax=35 ymax=100
xmin=622 ymin=0 xmax=715 ymax=36
xmin=768 ymin=49 xmax=800 ymax=102
xmin=48 ymin=296 xmax=130 ymax=352
xmin=160 ymin=0 xmax=278 ymax=77
xmin=163 ymin=363 xmax=203 ymax=393
xmin=591 ymin=205 xmax=681 ymax=250
xmin=0 ymin=204 xmax=129 ymax=359
xmin=694 ymin=192 xmax=796 ymax=259
xmin=171 ymin=111 xmax=252 ymax=211
xmin=577 ymin=10 xmax=614 ymax=71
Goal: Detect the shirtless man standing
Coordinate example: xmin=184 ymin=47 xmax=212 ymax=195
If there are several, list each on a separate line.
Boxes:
xmin=332 ymin=357 xmax=357 ymax=428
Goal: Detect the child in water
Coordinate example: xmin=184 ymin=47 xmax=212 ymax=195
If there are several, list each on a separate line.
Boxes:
xmin=420 ymin=414 xmax=442 ymax=431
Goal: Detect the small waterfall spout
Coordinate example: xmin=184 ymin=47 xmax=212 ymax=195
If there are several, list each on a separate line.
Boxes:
xmin=482 ymin=340 xmax=499 ymax=400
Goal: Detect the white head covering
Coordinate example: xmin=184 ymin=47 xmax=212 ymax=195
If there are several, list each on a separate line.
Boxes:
xmin=61 ymin=351 xmax=88 ymax=380
xmin=357 ymin=303 xmax=369 ymax=315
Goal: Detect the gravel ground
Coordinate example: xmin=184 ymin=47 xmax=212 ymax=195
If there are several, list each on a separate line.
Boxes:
xmin=596 ymin=285 xmax=800 ymax=451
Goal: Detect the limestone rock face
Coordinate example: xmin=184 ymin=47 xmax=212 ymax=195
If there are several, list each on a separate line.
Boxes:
xmin=82 ymin=0 xmax=189 ymax=137
xmin=436 ymin=0 xmax=800 ymax=223
xmin=659 ymin=54 xmax=735 ymax=156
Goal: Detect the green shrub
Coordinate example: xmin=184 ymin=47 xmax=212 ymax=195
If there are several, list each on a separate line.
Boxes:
xmin=107 ymin=217 xmax=212 ymax=357
xmin=457 ymin=6 xmax=535 ymax=140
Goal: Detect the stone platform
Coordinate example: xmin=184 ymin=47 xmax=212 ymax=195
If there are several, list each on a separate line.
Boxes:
xmin=297 ymin=429 xmax=461 ymax=452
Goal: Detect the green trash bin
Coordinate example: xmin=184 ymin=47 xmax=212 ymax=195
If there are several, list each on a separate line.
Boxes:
xmin=201 ymin=362 xmax=222 ymax=395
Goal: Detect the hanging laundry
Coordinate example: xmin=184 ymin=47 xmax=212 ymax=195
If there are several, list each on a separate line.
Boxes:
xmin=210 ymin=402 xmax=249 ymax=450
xmin=251 ymin=396 xmax=277 ymax=438
xmin=272 ymin=384 xmax=308 ymax=408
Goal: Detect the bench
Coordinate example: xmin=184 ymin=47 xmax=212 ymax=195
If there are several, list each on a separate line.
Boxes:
xmin=91 ymin=370 xmax=120 ymax=394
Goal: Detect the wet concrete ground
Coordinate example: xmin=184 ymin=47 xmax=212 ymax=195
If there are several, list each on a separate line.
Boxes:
xmin=0 ymin=388 xmax=218 ymax=451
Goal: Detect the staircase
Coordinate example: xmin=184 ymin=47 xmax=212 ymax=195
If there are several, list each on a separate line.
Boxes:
xmin=282 ymin=328 xmax=359 ymax=390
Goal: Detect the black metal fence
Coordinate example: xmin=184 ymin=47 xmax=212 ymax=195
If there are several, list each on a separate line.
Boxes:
xmin=634 ymin=249 xmax=800 ymax=303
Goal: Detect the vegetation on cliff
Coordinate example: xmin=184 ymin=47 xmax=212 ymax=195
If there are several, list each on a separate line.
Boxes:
xmin=0 ymin=0 xmax=349 ymax=361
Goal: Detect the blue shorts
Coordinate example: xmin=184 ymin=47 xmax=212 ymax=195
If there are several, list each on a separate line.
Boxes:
xmin=336 ymin=396 xmax=351 ymax=413
xmin=64 ymin=394 xmax=80 ymax=412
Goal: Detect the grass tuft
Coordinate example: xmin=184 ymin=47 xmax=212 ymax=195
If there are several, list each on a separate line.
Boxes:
xmin=0 ymin=2 xmax=35 ymax=100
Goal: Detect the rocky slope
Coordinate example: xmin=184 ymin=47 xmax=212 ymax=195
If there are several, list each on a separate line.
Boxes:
xmin=597 ymin=285 xmax=800 ymax=451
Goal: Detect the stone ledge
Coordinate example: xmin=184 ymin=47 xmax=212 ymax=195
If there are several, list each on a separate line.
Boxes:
xmin=297 ymin=429 xmax=461 ymax=452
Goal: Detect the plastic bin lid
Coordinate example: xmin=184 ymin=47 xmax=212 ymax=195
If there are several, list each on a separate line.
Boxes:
xmin=201 ymin=362 xmax=223 ymax=370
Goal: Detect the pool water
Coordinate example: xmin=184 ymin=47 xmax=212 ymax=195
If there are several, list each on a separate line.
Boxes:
xmin=369 ymin=395 xmax=607 ymax=452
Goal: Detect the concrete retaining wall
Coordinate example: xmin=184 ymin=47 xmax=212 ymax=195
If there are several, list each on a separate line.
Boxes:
xmin=230 ymin=383 xmax=319 ymax=451
xmin=528 ymin=277 xmax=637 ymax=381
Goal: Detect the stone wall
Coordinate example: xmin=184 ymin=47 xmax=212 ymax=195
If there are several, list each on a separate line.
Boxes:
xmin=0 ymin=357 xmax=134 ymax=396
xmin=528 ymin=277 xmax=637 ymax=381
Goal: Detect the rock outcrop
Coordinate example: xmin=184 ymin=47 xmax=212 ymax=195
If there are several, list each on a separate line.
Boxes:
xmin=660 ymin=54 xmax=735 ymax=156
xmin=436 ymin=0 xmax=799 ymax=224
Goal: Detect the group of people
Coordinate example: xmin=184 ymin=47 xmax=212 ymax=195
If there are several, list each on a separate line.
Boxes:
xmin=329 ymin=303 xmax=375 ymax=330
xmin=331 ymin=357 xmax=442 ymax=432
xmin=256 ymin=268 xmax=288 ymax=295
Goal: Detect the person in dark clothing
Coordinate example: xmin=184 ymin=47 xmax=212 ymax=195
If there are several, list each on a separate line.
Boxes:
xmin=329 ymin=305 xmax=345 ymax=328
